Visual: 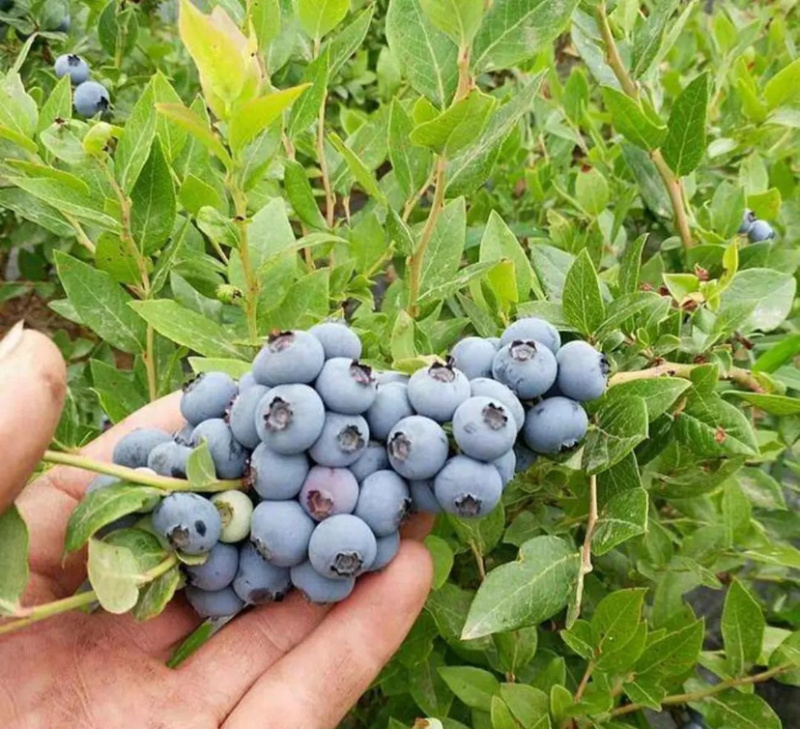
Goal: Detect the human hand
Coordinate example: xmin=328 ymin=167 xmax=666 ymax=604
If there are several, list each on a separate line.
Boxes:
xmin=0 ymin=326 xmax=433 ymax=729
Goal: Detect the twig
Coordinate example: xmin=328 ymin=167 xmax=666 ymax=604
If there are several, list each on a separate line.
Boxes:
xmin=402 ymin=165 xmax=437 ymax=222
xmin=572 ymin=475 xmax=598 ymax=622
xmin=228 ymin=179 xmax=259 ymax=344
xmin=469 ymin=539 xmax=486 ymax=581
xmin=609 ymin=361 xmax=764 ymax=393
xmin=63 ymin=213 xmax=96 ymax=254
xmin=0 ymin=591 xmax=97 ymax=636
xmin=143 ymin=325 xmax=158 ymax=401
xmin=313 ymin=38 xmax=335 ymax=229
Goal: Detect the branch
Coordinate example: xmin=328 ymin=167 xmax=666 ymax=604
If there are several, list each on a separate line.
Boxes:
xmin=228 ymin=178 xmax=259 ymax=344
xmin=469 ymin=539 xmax=486 ymax=581
xmin=609 ymin=362 xmax=765 ymax=393
xmin=571 ymin=474 xmax=598 ymax=623
xmin=0 ymin=590 xmax=97 ymax=636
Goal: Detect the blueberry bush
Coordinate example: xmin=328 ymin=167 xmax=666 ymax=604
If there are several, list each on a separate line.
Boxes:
xmin=1 ymin=0 xmax=800 ymax=727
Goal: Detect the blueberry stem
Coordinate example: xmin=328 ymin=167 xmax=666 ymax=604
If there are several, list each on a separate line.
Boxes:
xmin=569 ymin=474 xmax=598 ymax=627
xmin=41 ymin=450 xmax=245 ymax=492
xmin=0 ymin=590 xmax=97 ymax=635
xmin=609 ymin=362 xmax=765 ymax=393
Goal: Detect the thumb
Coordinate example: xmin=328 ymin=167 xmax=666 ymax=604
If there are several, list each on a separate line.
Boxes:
xmin=0 ymin=323 xmax=67 ymax=513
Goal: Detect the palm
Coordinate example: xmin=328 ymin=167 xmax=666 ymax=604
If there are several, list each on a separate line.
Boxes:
xmin=0 ymin=333 xmax=432 ymax=729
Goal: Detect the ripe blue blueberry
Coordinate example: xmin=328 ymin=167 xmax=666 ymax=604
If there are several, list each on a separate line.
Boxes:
xmin=409 ymin=480 xmax=442 ymax=513
xmin=210 ymin=490 xmax=254 ymax=543
xmin=248 ymin=442 xmax=309 ymax=500
xmin=375 ymin=370 xmax=410 ymax=385
xmin=387 ymin=415 xmax=449 ymax=480
xmin=228 ymin=384 xmax=270 ymax=449
xmin=354 ymin=470 xmax=410 ymax=537
xmin=185 ymin=542 xmax=239 ymax=591
xmin=308 ymin=412 xmax=369 ymax=467
xmin=250 ymin=500 xmax=314 ymax=567
xmin=238 ymin=370 xmax=257 ymax=393
xmin=450 ymin=337 xmax=497 ymax=379
xmin=54 ymin=54 xmax=88 ymax=84
xmin=369 ymin=531 xmax=401 ymax=571
xmin=184 ymin=585 xmax=243 ymax=618
xmin=349 ymin=441 xmax=390 ymax=482
xmin=492 ymin=449 xmax=516 ymax=488
xmin=748 ymin=219 xmax=775 ymax=242
xmin=252 ymin=330 xmax=324 ymax=386
xmin=523 ymin=397 xmax=588 ymax=454
xmin=738 ymin=209 xmax=756 ymax=235
xmin=85 ymin=474 xmax=119 ymax=494
xmin=452 ymin=396 xmax=516 ymax=462
xmin=469 ymin=377 xmax=525 ymax=431
xmin=407 ymin=362 xmax=470 ymax=423
xmin=152 ymin=492 xmax=221 ymax=554
xmin=492 ymin=340 xmax=558 ymax=399
xmin=290 ymin=561 xmax=355 ymax=604
xmin=308 ymin=321 xmax=362 ymax=360
xmin=73 ymin=81 xmax=110 ymax=117
xmin=254 ymin=384 xmax=325 ymax=455
xmin=112 ymin=428 xmax=172 ymax=468
xmin=556 ymin=340 xmax=609 ymax=402
xmin=434 ymin=455 xmax=503 ymax=518
xmin=191 ymin=419 xmax=248 ymax=479
xmin=487 ymin=337 xmax=501 ymax=349
xmin=180 ymin=371 xmax=238 ymax=426
xmin=147 ymin=441 xmax=191 ymax=478
xmin=308 ymin=514 xmax=377 ymax=579
xmin=366 ymin=382 xmax=414 ymax=441
xmin=500 ymin=317 xmax=561 ymax=353
xmin=514 ymin=443 xmax=538 ymax=473
xmin=299 ymin=466 xmax=359 ymax=521
xmin=314 ymin=358 xmax=377 ymax=414
xmin=233 ymin=542 xmax=291 ymax=604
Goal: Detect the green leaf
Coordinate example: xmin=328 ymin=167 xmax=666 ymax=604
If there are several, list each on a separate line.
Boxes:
xmin=562 ymin=249 xmax=605 ymax=336
xmin=186 ymin=441 xmax=219 ymax=490
xmin=630 ymin=0 xmax=680 ymax=78
xmin=583 ymin=396 xmax=649 ymax=475
xmin=601 ymin=87 xmax=667 ymax=150
xmin=288 ymin=50 xmax=330 ymax=136
xmin=38 ymin=75 xmax=72 ymax=132
xmin=420 ymin=197 xmax=466 ymax=294
xmin=386 ymin=0 xmax=459 ymax=108
xmin=188 ymin=357 xmax=252 ymax=378
xmin=131 ymin=300 xmax=247 ymax=358
xmin=725 ymin=392 xmax=800 ymax=416
xmin=424 ymin=534 xmax=454 ymax=590
xmin=90 ymin=359 xmax=148 ymax=423
xmin=327 ymin=6 xmax=375 ymax=77
xmin=328 ymin=131 xmax=386 ymax=201
xmin=130 ymin=138 xmax=176 ymax=255
xmin=490 ymin=696 xmax=519 ymax=729
xmin=499 ymin=684 xmax=549 ymax=727
xmin=65 ymin=485 xmax=163 ymax=553
xmin=561 ymin=619 xmax=594 ymax=659
xmin=87 ymin=538 xmax=143 ymax=614
xmin=635 ymin=618 xmax=704 ymax=679
xmin=248 ymin=197 xmax=297 ymax=270
xmin=409 ymin=651 xmax=454 ymax=716
xmin=623 ymin=678 xmax=665 ymax=710
xmin=55 ymin=252 xmax=146 ymax=354
xmin=764 ymin=58 xmax=800 ymax=110
xmin=603 ymin=378 xmax=691 ymax=421
xmin=156 ymin=103 xmax=233 ymax=168
xmin=229 ymin=84 xmax=309 ymax=152
xmin=722 ymin=579 xmax=764 ymax=676
xmin=115 ymin=83 xmax=157 ymax=193
xmin=104 ymin=528 xmax=167 ymax=571
xmin=675 ymin=392 xmax=759 ymax=458
xmin=133 ymin=565 xmax=180 ymax=622
xmin=411 ymin=91 xmax=496 ymax=158
xmin=98 ymin=1 xmax=139 ymax=59
xmin=462 ymin=536 xmax=581 ymax=639
xmin=284 ymin=159 xmax=327 ymax=230
xmin=479 ymin=211 xmax=535 ymax=302
xmin=167 ymin=622 xmax=216 ymax=668
xmin=592 ymin=488 xmax=648 ymax=556
xmin=297 ymin=0 xmax=348 ymax=39
xmin=574 ymin=168 xmax=609 ymax=216
xmin=438 ymin=666 xmax=499 ymax=712
xmin=0 ymin=73 xmax=37 ymax=141
xmin=420 ymin=0 xmax=484 ymax=46
xmin=94 ymin=233 xmax=140 ymax=285
xmin=0 ymin=506 xmax=28 ymax=611
xmin=717 ymin=269 xmax=796 ymax=334
xmin=662 ymin=73 xmax=709 ymax=176
xmin=247 ymin=0 xmax=281 ymax=51
xmin=262 ymin=269 xmax=330 ymax=331
xmin=389 ymin=99 xmax=433 ymax=199
xmin=180 ymin=175 xmax=225 ymax=215
xmin=471 ymin=0 xmax=580 ymax=73
xmin=704 ymin=690 xmax=781 ymax=729
xmin=592 ymin=588 xmax=648 ymax=669
xmin=0 ymin=189 xmax=74 ymax=238
xmin=448 ymin=502 xmax=506 ymax=554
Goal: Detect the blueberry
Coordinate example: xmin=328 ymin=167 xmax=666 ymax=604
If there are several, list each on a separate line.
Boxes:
xmin=248 ymin=442 xmax=309 ymax=500
xmin=492 ymin=449 xmax=516 ymax=488
xmin=314 ymin=358 xmax=377 ymax=414
xmin=500 ymin=317 xmax=561 ymax=353
xmin=211 ymin=489 xmax=254 ymax=543
xmin=492 ymin=340 xmax=558 ymax=399
xmin=147 ymin=441 xmax=191 ymax=478
xmin=181 ymin=372 xmax=238 ymax=426
xmin=228 ymin=384 xmax=270 ymax=449
xmin=349 ymin=441 xmax=389 ymax=482
xmin=85 ymin=474 xmax=119 ymax=495
xmin=387 ymin=415 xmax=449 ymax=480
xmin=556 ymin=341 xmax=609 ymax=402
xmin=185 ymin=542 xmax=239 ymax=591
xmin=308 ymin=321 xmax=362 ymax=360
xmin=252 ymin=330 xmax=324 ymax=386
xmin=487 ymin=337 xmax=501 ymax=349
xmin=738 ymin=209 xmax=756 ymax=235
xmin=407 ymin=362 xmax=470 ymax=423
xmin=254 ymin=384 xmax=325 ymax=455
xmin=152 ymin=493 xmax=221 ymax=554
xmin=375 ymin=370 xmax=410 ymax=385
xmin=308 ymin=412 xmax=369 ymax=467
xmin=369 ymin=531 xmax=401 ymax=571
xmin=748 ymin=219 xmax=775 ymax=242
xmin=73 ymin=81 xmax=110 ymax=117
xmin=450 ymin=337 xmax=497 ymax=379
xmin=308 ymin=514 xmax=377 ymax=579
xmin=185 ymin=585 xmax=244 ymax=618
xmin=434 ymin=455 xmax=503 ymax=518
xmin=232 ymin=542 xmax=291 ymax=604
xmin=174 ymin=422 xmax=194 ymax=446
xmin=54 ymin=54 xmax=88 ymax=85
xmin=299 ymin=466 xmax=359 ymax=521
xmin=366 ymin=382 xmax=414 ymax=442
xmin=453 ymin=396 xmax=517 ymax=462
xmin=523 ymin=397 xmax=588 ymax=454
xmin=469 ymin=377 xmax=525 ymax=431
xmin=514 ymin=442 xmax=538 ymax=473
xmin=409 ymin=480 xmax=442 ymax=513
xmin=191 ymin=419 xmax=248 ymax=479
xmin=250 ymin=500 xmax=314 ymax=567
xmin=112 ymin=428 xmax=172 ymax=468
xmin=354 ymin=470 xmax=410 ymax=537
xmin=290 ymin=561 xmax=355 ymax=604
xmin=238 ymin=370 xmax=257 ymax=393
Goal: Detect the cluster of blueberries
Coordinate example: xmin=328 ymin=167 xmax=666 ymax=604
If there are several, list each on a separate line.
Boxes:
xmin=85 ymin=318 xmax=608 ymax=619
xmin=739 ymin=209 xmax=776 ymax=242
xmin=53 ymin=53 xmax=110 ymax=117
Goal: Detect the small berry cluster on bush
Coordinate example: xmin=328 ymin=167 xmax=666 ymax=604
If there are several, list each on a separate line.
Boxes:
xmin=53 ymin=53 xmax=109 ymax=117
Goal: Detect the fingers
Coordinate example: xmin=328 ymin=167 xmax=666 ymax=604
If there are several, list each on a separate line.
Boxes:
xmin=0 ymin=325 xmax=67 ymax=513
xmin=223 ymin=541 xmax=432 ymax=729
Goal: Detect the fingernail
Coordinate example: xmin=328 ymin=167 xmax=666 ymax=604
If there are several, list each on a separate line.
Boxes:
xmin=0 ymin=320 xmax=25 ymax=360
